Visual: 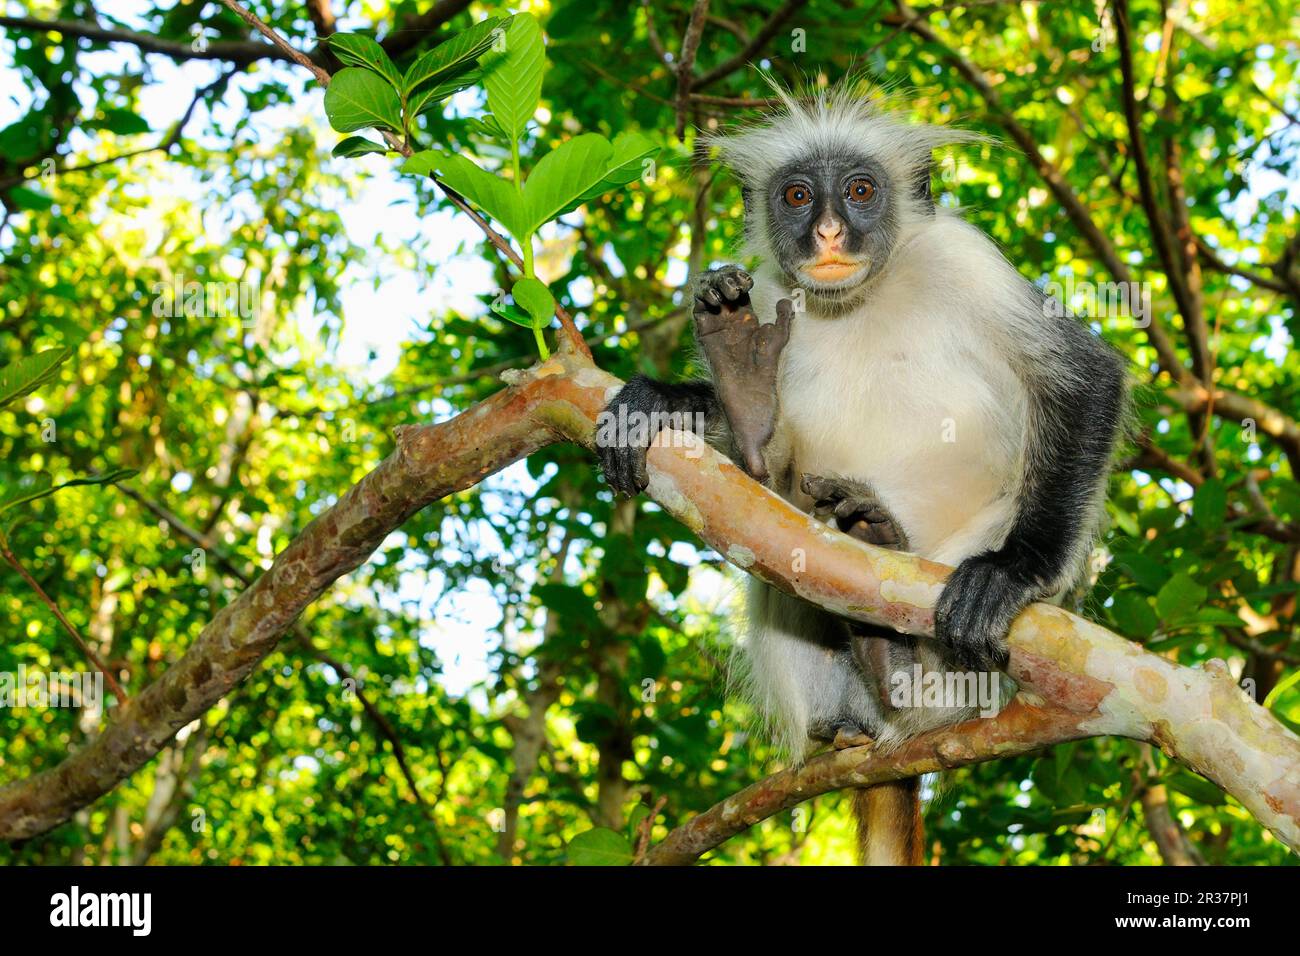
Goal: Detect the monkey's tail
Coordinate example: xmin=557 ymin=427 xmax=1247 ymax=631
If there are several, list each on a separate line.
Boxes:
xmin=851 ymin=780 xmax=924 ymax=866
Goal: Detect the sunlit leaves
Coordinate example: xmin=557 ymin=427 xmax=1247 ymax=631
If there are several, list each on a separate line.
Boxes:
xmin=404 ymin=149 xmax=525 ymax=238
xmin=522 ymin=133 xmax=613 ymax=233
xmin=326 ymin=33 xmax=402 ymax=90
xmin=481 ymin=13 xmax=544 ymax=142
xmin=331 ymin=135 xmax=390 ymax=158
xmin=404 ymin=16 xmax=501 ymax=99
xmin=0 ymin=348 xmax=68 ymax=409
xmin=323 ymin=68 xmax=403 ymax=134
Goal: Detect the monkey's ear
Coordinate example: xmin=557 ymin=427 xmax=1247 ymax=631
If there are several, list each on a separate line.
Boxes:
xmin=912 ymin=156 xmax=935 ymax=211
xmin=740 ymin=185 xmax=755 ymax=214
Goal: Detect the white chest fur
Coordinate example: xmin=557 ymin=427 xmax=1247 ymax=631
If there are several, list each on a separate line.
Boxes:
xmin=769 ymin=273 xmax=1028 ymax=565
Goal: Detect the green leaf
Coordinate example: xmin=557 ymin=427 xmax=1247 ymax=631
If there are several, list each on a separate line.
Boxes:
xmin=0 ymin=468 xmax=138 ymax=518
xmin=1166 ymin=769 xmax=1226 ymax=807
xmin=625 ymin=804 xmax=651 ymax=841
xmin=97 ymin=108 xmax=150 ymax=135
xmin=7 ymin=186 xmax=54 ymax=211
xmin=403 ymin=150 xmax=525 ymax=238
xmin=1155 ymin=572 xmax=1207 ymax=623
xmin=0 ymin=347 xmax=70 ymax=409
xmin=522 ymin=133 xmax=613 ymax=233
xmin=323 ymin=68 xmax=404 ymax=134
xmin=326 ymin=33 xmax=402 ymax=90
xmin=512 ymin=277 xmax=555 ymax=328
xmin=481 ymin=13 xmax=544 ymax=142
xmin=403 ymin=17 xmax=501 ymax=96
xmin=465 ymin=115 xmax=507 ymax=140
xmin=490 ymin=303 xmax=536 ymax=328
xmin=1109 ymin=590 xmax=1158 ymax=638
xmin=332 ymin=135 xmax=390 ymax=158
xmin=572 ymin=131 xmax=658 ymax=208
xmin=1113 ymin=549 xmax=1168 ymax=593
xmin=1193 ymin=606 xmax=1246 ymax=627
xmin=1193 ymin=477 xmax=1227 ymax=530
xmin=406 ymin=66 xmax=482 ymax=121
xmin=566 ymin=827 xmax=634 ymax=866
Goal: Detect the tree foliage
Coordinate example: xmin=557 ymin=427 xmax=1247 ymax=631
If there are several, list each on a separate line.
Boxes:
xmin=0 ymin=0 xmax=1297 ymax=865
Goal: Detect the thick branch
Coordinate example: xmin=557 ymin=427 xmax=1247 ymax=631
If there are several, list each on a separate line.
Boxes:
xmin=0 ymin=353 xmax=584 ymax=839
xmin=674 ymin=0 xmax=711 ymax=140
xmin=1 ymin=2 xmax=472 ymax=67
xmin=2 ymin=348 xmax=1296 ymax=853
xmin=640 ymin=698 xmax=1091 ymax=864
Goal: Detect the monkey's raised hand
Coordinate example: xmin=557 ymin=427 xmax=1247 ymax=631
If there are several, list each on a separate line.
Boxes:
xmin=693 ymin=267 xmax=792 ymax=482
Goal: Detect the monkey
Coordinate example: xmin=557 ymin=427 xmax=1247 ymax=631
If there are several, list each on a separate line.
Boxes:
xmin=595 ymin=84 xmax=1129 ymax=864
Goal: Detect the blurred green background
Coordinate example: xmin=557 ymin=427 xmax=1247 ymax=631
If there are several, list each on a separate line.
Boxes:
xmin=1 ymin=0 xmax=1297 ymax=864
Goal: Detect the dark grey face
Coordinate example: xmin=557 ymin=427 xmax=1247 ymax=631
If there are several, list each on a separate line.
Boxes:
xmin=748 ymin=152 xmax=901 ymax=297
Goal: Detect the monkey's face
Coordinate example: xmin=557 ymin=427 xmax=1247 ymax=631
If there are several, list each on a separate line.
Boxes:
xmin=761 ymin=154 xmax=897 ymax=296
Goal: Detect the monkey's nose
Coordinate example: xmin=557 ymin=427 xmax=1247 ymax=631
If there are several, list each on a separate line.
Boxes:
xmin=816 ymin=217 xmax=844 ymax=242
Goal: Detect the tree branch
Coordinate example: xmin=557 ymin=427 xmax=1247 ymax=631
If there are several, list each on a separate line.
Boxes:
xmin=213 ymin=0 xmax=591 ymax=356
xmin=2 ymin=346 xmax=1297 ymax=854
xmin=0 ymin=15 xmax=293 ymax=66
xmin=1113 ymin=0 xmax=1209 ymax=381
xmin=888 ymin=1 xmax=1184 ymax=379
xmin=218 ymin=0 xmax=329 ymax=84
xmin=674 ymin=0 xmax=711 ymax=139
xmin=641 ymin=697 xmax=1090 ymax=864
xmin=693 ymin=0 xmax=809 ymax=90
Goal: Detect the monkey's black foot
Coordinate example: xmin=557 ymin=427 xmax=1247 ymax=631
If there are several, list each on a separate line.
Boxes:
xmin=800 ymin=473 xmax=910 ymax=551
xmin=692 ymin=266 xmax=792 ymax=482
xmin=934 ymin=554 xmax=1037 ymax=672
xmin=809 ymin=718 xmax=874 ymax=749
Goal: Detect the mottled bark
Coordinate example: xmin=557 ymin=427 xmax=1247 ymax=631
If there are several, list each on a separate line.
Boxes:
xmin=0 ymin=351 xmax=587 ymax=839
xmin=1 ymin=347 xmax=1297 ymax=858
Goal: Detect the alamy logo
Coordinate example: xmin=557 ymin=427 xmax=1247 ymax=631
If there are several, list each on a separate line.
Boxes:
xmin=50 ymin=886 xmax=152 ymax=936
xmin=0 ymin=666 xmax=102 ymax=710
xmin=151 ymin=273 xmax=259 ymax=323
xmin=889 ymin=665 xmax=1001 ymax=718
xmin=594 ymin=406 xmax=708 ymax=459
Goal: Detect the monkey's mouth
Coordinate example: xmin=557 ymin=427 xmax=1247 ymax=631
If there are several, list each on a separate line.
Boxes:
xmin=800 ymin=258 xmax=869 ymax=285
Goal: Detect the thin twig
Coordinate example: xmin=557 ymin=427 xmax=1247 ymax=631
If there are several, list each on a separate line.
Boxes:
xmin=694 ymin=0 xmax=809 ymax=90
xmin=217 ymin=0 xmax=330 ymax=84
xmin=674 ymin=1 xmax=711 ymax=140
xmin=215 ymin=0 xmax=590 ymax=357
xmin=0 ymin=69 xmax=234 ymax=191
xmin=0 ymin=537 xmax=127 ymax=705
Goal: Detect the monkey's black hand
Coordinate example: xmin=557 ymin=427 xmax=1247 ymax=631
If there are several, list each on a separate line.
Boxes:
xmin=595 ymin=375 xmax=715 ymax=496
xmin=693 ymin=266 xmax=792 ymax=482
xmin=800 ymin=473 xmax=909 ymax=551
xmin=934 ymin=554 xmax=1038 ymax=672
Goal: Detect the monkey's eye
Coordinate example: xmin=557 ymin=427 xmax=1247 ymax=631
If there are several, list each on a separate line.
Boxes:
xmin=783 ymin=183 xmax=813 ymax=207
xmin=846 ymin=178 xmax=876 ymax=204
